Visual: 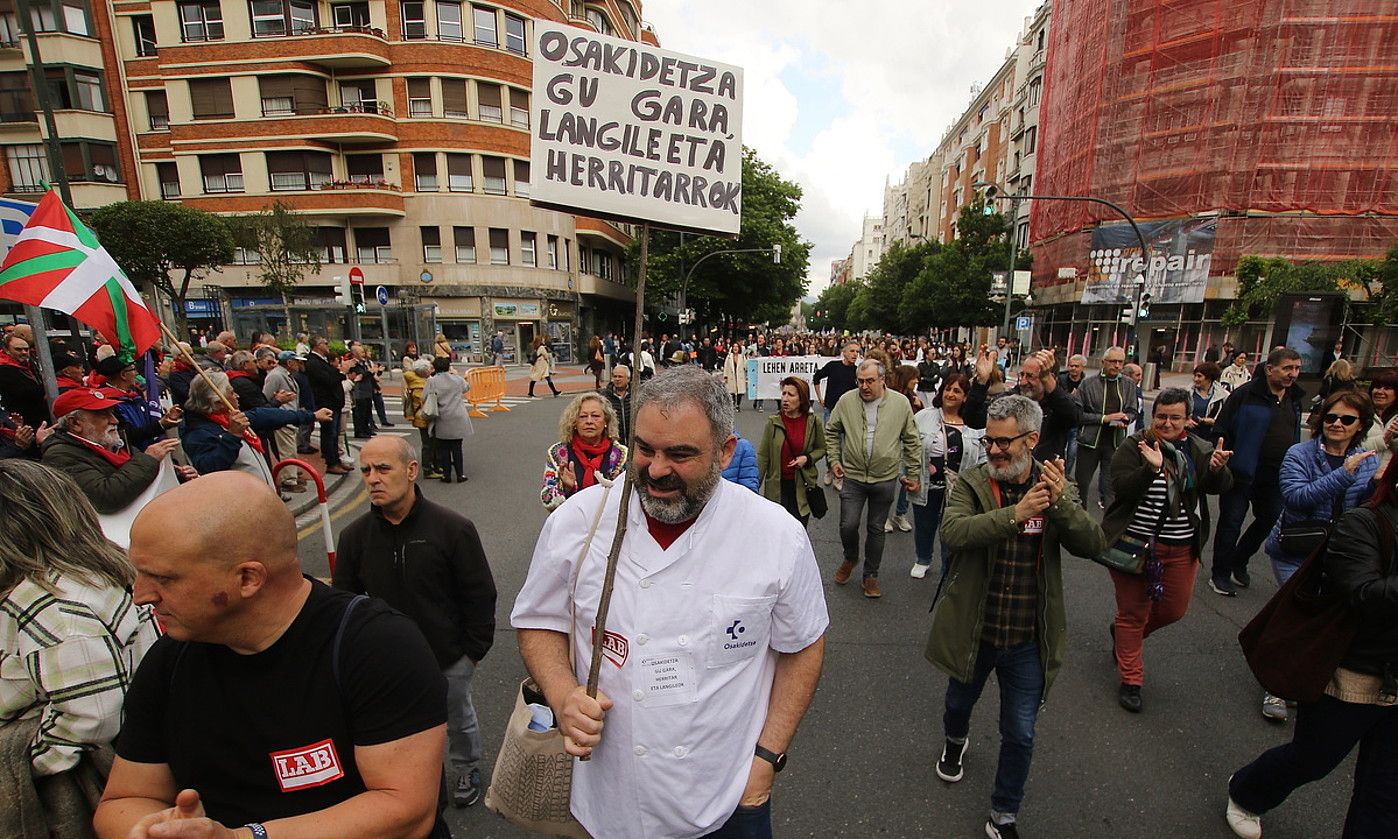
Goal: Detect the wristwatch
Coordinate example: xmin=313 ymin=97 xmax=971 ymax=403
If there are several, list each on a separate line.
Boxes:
xmin=753 ymin=745 xmax=787 ymax=772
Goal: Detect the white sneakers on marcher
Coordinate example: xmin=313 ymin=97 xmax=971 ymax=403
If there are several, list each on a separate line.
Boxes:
xmin=1225 ymin=794 xmax=1262 ymax=838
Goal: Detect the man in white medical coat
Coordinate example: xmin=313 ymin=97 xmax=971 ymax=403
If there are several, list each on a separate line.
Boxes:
xmin=513 ymin=366 xmax=828 ymax=839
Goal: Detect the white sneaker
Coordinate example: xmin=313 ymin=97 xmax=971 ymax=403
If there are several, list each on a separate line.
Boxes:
xmin=1225 ymin=794 xmax=1262 ymax=838
xmin=910 ymin=562 xmax=929 ymax=579
xmin=884 ymin=519 xmax=895 ymax=533
xmin=1261 ymin=693 xmax=1288 ymax=723
xmin=893 ymin=513 xmax=912 ymax=532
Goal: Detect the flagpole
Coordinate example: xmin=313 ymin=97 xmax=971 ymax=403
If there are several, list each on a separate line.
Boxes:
xmin=23 ymin=304 xmax=58 ymax=405
xmin=158 ymin=320 xmax=240 ymax=415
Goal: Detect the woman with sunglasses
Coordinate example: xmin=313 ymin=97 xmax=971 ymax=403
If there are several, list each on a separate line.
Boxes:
xmin=1102 ymin=387 xmax=1233 ymax=713
xmin=1257 ymin=390 xmax=1379 ymax=723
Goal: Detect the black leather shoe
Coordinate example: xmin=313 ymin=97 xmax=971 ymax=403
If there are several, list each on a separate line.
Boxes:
xmin=1118 ymin=683 xmax=1142 ymax=713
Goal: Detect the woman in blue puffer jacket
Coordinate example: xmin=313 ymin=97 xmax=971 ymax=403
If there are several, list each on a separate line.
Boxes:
xmin=1258 ymin=390 xmax=1379 ymax=724
xmin=721 ymin=426 xmax=759 ymax=492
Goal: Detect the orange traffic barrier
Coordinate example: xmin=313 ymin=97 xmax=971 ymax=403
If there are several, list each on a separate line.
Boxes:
xmin=466 ymin=366 xmax=510 ymax=418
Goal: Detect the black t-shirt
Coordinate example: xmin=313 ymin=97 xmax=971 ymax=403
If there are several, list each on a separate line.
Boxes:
xmin=116 ymin=578 xmax=447 ymax=829
xmin=1258 ymin=394 xmax=1299 ymax=468
xmin=814 ymin=360 xmax=857 ymax=410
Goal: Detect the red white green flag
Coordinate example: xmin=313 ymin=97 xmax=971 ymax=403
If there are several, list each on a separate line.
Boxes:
xmin=0 ymin=188 xmax=161 ymax=357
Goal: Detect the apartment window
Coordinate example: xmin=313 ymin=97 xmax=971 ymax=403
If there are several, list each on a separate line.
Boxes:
xmin=44 ymin=67 xmax=105 ymax=112
xmin=315 ymin=227 xmax=347 ymax=262
xmin=520 ymin=231 xmax=536 ymax=266
xmin=0 ymin=6 xmax=17 ymax=45
xmin=338 ymin=79 xmax=377 ymax=110
xmin=1028 ymin=77 xmax=1042 ymax=107
xmin=6 ymin=144 xmax=47 ymax=191
xmin=584 ymin=7 xmax=609 ymax=35
xmin=266 ymin=150 xmax=332 ymax=191
xmin=58 ymin=141 xmax=117 ymax=183
xmin=471 ymin=5 xmax=494 ymax=45
xmin=59 ymin=0 xmax=88 ymax=34
xmin=189 ymin=77 xmax=234 ymax=119
xmin=177 ymin=0 xmax=224 ymax=42
xmin=513 ymin=159 xmax=529 ymax=197
xmin=353 ymin=227 xmax=391 ymax=263
xmin=579 ymin=244 xmax=590 ymax=274
xmin=250 ymin=0 xmax=316 ymax=36
xmin=477 ymin=82 xmax=501 ymax=122
xmin=345 ymin=153 xmax=383 ymax=183
xmin=1036 ymin=28 xmax=1045 ymax=52
xmin=421 ymin=226 xmax=441 ymax=262
xmin=413 ymin=152 xmax=438 ymax=191
xmin=199 ymin=153 xmax=243 ymax=193
xmin=503 ymin=12 xmax=524 ymax=54
xmin=407 ymin=77 xmax=432 ymax=117
xmin=442 ymin=78 xmax=467 ymax=116
xmin=436 ymin=0 xmax=461 ymax=40
xmin=146 ymin=90 xmax=169 ymax=130
xmin=546 ymin=234 xmax=558 ymax=269
xmin=509 ymin=87 xmax=528 ymax=127
xmin=1025 ymin=125 xmax=1037 ymax=155
xmin=231 ymin=245 xmax=260 ymax=264
xmin=616 ymin=0 xmax=636 ymax=34
xmin=445 ymin=153 xmax=471 ymax=191
xmin=259 ymin=74 xmax=327 ymax=115
xmin=488 ymin=228 xmax=508 ymax=264
xmin=0 ymin=73 xmax=34 ymax=122
xmin=156 ymin=161 xmax=180 ymax=199
xmin=401 ymin=0 xmax=425 ymax=38
xmin=562 ymin=237 xmax=570 ymax=270
xmin=133 ymin=14 xmax=157 ymax=56
xmin=331 ymin=1 xmax=368 ymax=28
xmin=453 ymin=226 xmax=475 ymax=262
xmin=481 ymin=156 xmax=505 ymax=194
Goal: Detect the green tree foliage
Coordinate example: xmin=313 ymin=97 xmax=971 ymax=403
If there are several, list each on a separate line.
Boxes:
xmin=627 ymin=147 xmax=810 ymax=326
xmin=849 ymin=240 xmax=937 ymax=332
xmin=88 ymin=201 xmax=234 ymax=335
xmin=228 ymin=201 xmax=323 ymax=298
xmin=810 ymin=281 xmax=859 ymax=332
xmin=1222 ymin=253 xmax=1384 ymax=328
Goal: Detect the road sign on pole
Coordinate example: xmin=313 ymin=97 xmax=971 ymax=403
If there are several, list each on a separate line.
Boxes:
xmin=348 ymin=266 xmax=364 ymax=285
xmin=375 ymin=285 xmax=389 ymax=306
xmin=1016 ymin=316 xmax=1032 ymax=331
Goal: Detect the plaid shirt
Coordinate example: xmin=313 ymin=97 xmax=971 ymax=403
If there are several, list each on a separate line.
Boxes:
xmin=1 ymin=572 xmax=158 ymax=776
xmin=982 ymin=479 xmax=1042 ymax=650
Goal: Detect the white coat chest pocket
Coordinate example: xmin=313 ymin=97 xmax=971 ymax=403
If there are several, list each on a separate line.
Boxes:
xmin=708 ymin=594 xmax=777 ymax=668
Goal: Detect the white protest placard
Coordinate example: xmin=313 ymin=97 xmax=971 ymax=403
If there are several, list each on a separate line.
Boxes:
xmin=98 ymin=459 xmax=179 ymax=550
xmin=746 ymin=355 xmax=822 ymax=401
xmin=530 ymin=23 xmax=743 ymax=235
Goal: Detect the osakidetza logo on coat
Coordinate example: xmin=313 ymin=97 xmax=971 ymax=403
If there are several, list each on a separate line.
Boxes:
xmin=269 ymin=738 xmax=345 ymax=792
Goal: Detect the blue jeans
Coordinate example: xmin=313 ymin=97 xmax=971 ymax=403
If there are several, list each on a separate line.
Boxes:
xmin=1064 ymin=434 xmax=1079 ymax=475
xmin=912 ymin=487 xmax=950 ymax=575
xmin=1211 ymin=466 xmax=1284 ymax=583
xmin=943 ymin=641 xmax=1046 ymax=818
xmin=702 ymin=799 xmax=772 ymax=839
xmin=443 ymin=654 xmax=482 ymax=777
xmin=1231 ymin=696 xmax=1398 ymax=837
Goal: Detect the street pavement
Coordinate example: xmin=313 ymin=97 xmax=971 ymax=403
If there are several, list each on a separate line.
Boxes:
xmin=294 ymin=366 xmax=1349 ymax=839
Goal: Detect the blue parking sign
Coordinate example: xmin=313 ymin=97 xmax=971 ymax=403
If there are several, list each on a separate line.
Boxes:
xmin=1015 ymin=316 xmax=1031 ymax=331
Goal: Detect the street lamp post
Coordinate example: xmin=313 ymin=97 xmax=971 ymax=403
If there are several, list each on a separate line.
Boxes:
xmin=972 ymin=182 xmax=1153 ymax=360
xmin=678 ymin=246 xmax=781 ymax=339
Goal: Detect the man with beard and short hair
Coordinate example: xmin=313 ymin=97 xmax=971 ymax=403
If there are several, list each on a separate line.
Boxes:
xmin=41 ymin=387 xmax=184 ymax=513
xmin=513 ymin=366 xmax=828 ymax=839
xmin=965 ymin=347 xmax=1081 ymax=465
xmin=926 ymin=395 xmax=1104 ymax=839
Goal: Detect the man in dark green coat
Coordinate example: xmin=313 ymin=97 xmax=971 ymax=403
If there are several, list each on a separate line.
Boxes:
xmin=925 ymin=395 xmax=1104 ymax=839
xmin=41 ymin=387 xmax=180 ymax=514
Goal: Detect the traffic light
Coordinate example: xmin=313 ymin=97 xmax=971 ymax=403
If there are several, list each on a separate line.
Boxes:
xmin=772 ymin=244 xmax=782 ymax=264
xmin=333 ymin=275 xmax=350 ymax=307
xmin=350 ymin=282 xmax=366 ymax=314
xmin=1120 ymin=304 xmax=1136 ymax=325
xmin=1137 ymin=293 xmax=1152 ymax=320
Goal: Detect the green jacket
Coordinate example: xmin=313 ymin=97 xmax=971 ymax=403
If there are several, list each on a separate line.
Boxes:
xmin=756 ymin=412 xmax=826 ymax=517
xmin=925 ymin=462 xmax=1106 ymax=696
xmin=824 ymin=389 xmax=921 ymax=484
xmin=1100 ymin=431 xmax=1233 ymax=555
xmin=40 ymin=433 xmax=160 ymax=515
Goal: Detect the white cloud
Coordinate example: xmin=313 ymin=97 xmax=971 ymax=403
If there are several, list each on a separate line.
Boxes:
xmin=642 ymin=0 xmax=1041 ymax=296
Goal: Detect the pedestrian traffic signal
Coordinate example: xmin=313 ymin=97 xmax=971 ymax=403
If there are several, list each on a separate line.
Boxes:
xmin=350 ymin=282 xmax=365 ymax=314
xmin=1120 ymin=304 xmax=1136 ymax=325
xmin=1137 ymin=293 xmax=1152 ymax=320
xmin=772 ymin=244 xmax=782 ymax=264
xmin=334 ymin=275 xmax=350 ymax=307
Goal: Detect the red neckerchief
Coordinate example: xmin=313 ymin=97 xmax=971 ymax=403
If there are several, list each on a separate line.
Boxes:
xmin=55 ymin=375 xmax=85 ymax=391
xmin=66 ymin=432 xmax=131 ymax=467
xmin=226 ymin=370 xmax=251 ymax=380
xmin=208 ymin=412 xmax=264 ymax=454
xmin=643 ymin=509 xmax=698 ymax=551
xmin=570 ymin=433 xmax=612 ymax=490
xmin=0 ymin=351 xmax=35 ymax=380
xmin=86 ymin=372 xmax=108 ymax=388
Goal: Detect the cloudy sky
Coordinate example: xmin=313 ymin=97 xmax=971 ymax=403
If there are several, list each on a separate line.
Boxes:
xmin=644 ymin=0 xmax=1044 ymax=298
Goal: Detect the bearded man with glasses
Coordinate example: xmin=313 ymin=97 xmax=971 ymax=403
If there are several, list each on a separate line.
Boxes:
xmin=923 ymin=395 xmax=1104 ymax=839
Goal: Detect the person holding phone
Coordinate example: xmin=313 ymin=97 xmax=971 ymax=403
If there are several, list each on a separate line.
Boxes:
xmin=1103 ymin=388 xmax=1234 ymax=713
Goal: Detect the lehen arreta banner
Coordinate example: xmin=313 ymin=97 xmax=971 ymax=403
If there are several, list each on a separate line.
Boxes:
xmin=530 ymin=23 xmax=743 ymax=236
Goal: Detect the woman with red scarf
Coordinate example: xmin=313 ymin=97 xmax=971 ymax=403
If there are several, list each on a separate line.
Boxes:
xmin=542 ymin=393 xmax=628 ymax=511
xmin=179 ymin=371 xmax=330 ymax=485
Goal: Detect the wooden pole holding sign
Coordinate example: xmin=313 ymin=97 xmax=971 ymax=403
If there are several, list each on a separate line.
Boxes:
xmin=158 ymin=320 xmax=240 ymax=415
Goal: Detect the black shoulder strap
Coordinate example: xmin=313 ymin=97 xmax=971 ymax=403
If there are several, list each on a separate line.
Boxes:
xmin=333 ymin=594 xmax=369 ymax=693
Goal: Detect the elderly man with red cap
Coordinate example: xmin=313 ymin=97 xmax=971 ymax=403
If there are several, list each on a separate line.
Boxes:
xmin=40 ymin=387 xmax=191 ymax=514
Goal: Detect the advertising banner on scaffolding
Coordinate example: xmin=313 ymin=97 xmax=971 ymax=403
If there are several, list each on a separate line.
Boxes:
xmin=1081 ymin=217 xmax=1216 ymax=305
xmin=530 ymin=22 xmax=744 ymax=235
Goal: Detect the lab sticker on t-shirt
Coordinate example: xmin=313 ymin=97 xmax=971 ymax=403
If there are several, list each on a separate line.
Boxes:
xmin=638 ymin=652 xmax=697 ymax=708
xmin=1021 ymin=516 xmax=1045 ymax=536
xmin=269 ymin=738 xmax=345 ymax=792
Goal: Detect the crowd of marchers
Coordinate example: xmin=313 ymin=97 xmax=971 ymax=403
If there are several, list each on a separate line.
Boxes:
xmin=2 ymin=318 xmax=1396 ymax=839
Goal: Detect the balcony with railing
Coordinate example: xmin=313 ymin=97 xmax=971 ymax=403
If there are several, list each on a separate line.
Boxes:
xmin=246 ymin=98 xmax=396 ymax=143
xmin=164 ymin=24 xmax=390 ymax=68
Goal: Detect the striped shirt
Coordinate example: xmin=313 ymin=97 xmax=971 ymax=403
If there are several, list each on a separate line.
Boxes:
xmin=1 ymin=572 xmax=158 ymax=776
xmin=1124 ymin=470 xmax=1195 ymax=545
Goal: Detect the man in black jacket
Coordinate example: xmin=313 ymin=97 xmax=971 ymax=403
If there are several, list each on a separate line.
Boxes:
xmin=965 ymin=345 xmax=1082 ymax=462
xmin=333 ymin=436 xmax=497 ymax=809
xmin=303 ymin=336 xmax=351 ymax=474
xmin=602 ymin=363 xmax=633 ymax=443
